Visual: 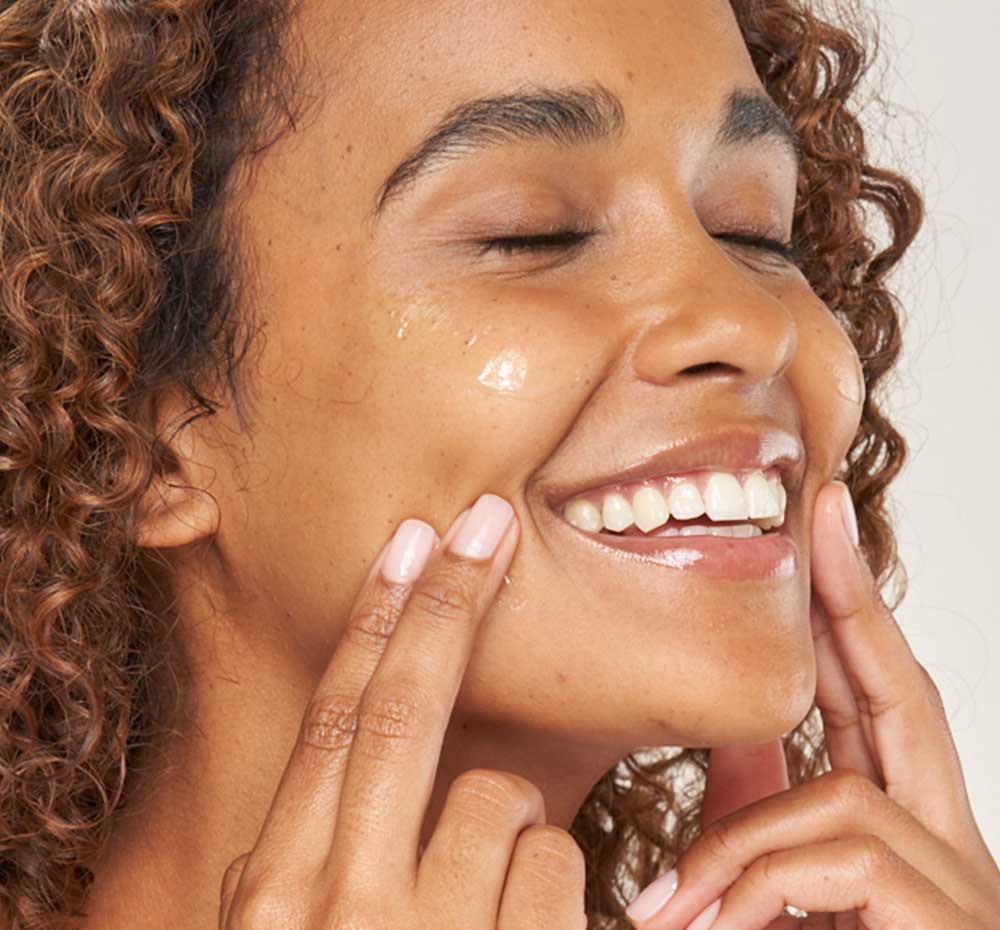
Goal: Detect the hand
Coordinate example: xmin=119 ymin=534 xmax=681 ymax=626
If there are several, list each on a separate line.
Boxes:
xmin=624 ymin=481 xmax=1000 ymax=930
xmin=218 ymin=493 xmax=588 ymax=930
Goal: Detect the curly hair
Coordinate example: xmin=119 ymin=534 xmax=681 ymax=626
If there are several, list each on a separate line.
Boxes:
xmin=0 ymin=0 xmax=922 ymax=927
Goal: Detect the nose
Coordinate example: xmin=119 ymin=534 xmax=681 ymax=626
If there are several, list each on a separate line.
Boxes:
xmin=630 ymin=245 xmax=798 ymax=389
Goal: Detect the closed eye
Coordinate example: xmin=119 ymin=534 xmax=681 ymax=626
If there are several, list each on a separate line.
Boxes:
xmin=474 ymin=228 xmax=807 ymax=267
xmin=474 ymin=229 xmax=595 ymax=256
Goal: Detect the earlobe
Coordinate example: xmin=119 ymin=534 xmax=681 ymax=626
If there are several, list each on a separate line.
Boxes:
xmin=134 ymin=393 xmax=222 ymax=550
xmin=135 ymin=474 xmax=221 ymax=550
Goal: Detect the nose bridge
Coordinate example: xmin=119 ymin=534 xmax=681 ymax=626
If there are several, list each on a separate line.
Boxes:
xmin=629 ymin=250 xmax=798 ymax=389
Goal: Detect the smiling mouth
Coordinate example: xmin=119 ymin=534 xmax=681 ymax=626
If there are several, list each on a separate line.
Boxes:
xmin=546 ymin=466 xmax=797 ymax=581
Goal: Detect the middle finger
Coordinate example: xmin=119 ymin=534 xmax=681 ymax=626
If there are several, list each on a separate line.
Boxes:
xmin=327 ymin=492 xmax=519 ymax=886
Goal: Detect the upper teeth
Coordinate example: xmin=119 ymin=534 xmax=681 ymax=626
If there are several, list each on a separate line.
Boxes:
xmin=561 ymin=469 xmax=786 ymax=534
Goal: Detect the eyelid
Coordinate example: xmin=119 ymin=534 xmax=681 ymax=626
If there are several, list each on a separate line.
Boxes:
xmin=475 ymin=228 xmax=803 ymax=265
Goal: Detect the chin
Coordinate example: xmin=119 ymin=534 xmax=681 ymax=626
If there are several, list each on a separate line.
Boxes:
xmin=624 ymin=650 xmax=818 ymax=750
xmin=703 ymin=658 xmax=818 ymax=746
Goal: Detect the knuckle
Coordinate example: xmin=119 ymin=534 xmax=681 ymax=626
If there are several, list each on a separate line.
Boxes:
xmin=301 ymin=692 xmax=359 ymax=752
xmin=352 ymin=685 xmax=425 ymax=760
xmin=749 ymin=849 xmax=781 ymax=886
xmin=408 ymin=565 xmax=480 ymax=626
xmin=342 ymin=591 xmax=406 ymax=657
xmin=225 ymin=884 xmax=300 ymax=930
xmin=916 ymin=662 xmax=947 ymax=713
xmin=698 ymin=817 xmax=741 ymax=866
xmin=856 ymin=834 xmax=899 ymax=882
xmin=825 ymin=766 xmax=881 ymax=813
xmin=449 ymin=768 xmax=545 ymax=823
xmin=517 ymin=824 xmax=586 ymax=876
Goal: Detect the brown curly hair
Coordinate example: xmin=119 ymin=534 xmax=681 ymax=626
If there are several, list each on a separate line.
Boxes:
xmin=0 ymin=0 xmax=922 ymax=927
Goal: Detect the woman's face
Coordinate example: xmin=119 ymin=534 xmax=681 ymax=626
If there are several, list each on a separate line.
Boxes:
xmin=178 ymin=0 xmax=864 ymax=751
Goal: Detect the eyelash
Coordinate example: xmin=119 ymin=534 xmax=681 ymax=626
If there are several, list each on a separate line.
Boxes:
xmin=476 ymin=228 xmax=807 ymax=267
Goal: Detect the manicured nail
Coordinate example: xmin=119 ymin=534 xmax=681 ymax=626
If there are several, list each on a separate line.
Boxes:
xmin=836 ymin=481 xmax=859 ymax=547
xmin=625 ymin=868 xmax=678 ymax=923
xmin=382 ymin=519 xmax=437 ymax=584
xmin=449 ymin=493 xmax=513 ymax=559
xmin=685 ymin=896 xmax=721 ymax=930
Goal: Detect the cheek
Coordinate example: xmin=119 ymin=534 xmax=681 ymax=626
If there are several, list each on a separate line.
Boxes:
xmin=363 ymin=285 xmax=613 ymax=499
xmin=208 ymin=284 xmax=614 ymax=670
xmin=794 ymin=299 xmax=866 ymax=478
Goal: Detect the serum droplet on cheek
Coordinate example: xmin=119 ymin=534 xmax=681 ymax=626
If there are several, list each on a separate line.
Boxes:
xmin=477 ymin=348 xmax=528 ymax=393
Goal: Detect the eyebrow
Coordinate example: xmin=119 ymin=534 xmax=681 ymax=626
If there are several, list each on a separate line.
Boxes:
xmin=370 ymin=81 xmax=801 ymax=220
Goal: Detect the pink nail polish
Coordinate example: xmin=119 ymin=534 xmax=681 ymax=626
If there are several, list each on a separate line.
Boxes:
xmin=685 ymin=896 xmax=721 ymax=930
xmin=837 ymin=481 xmax=859 ymax=546
xmin=625 ymin=868 xmax=678 ymax=923
xmin=381 ymin=519 xmax=437 ymax=584
xmin=449 ymin=493 xmax=513 ymax=559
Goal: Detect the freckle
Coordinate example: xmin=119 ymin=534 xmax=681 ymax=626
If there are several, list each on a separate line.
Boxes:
xmin=610 ymin=273 xmax=618 ymax=281
xmin=345 ymin=144 xmax=353 ymax=154
xmin=626 ymin=70 xmax=635 ymax=81
xmin=335 ymin=243 xmax=343 ymax=251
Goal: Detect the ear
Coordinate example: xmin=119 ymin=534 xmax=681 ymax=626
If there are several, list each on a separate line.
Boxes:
xmin=135 ymin=389 xmax=222 ymax=551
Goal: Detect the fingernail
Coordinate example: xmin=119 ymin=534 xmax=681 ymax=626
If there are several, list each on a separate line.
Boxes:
xmin=685 ymin=896 xmax=721 ymax=930
xmin=382 ymin=518 xmax=438 ymax=584
xmin=625 ymin=868 xmax=678 ymax=924
xmin=449 ymin=493 xmax=513 ymax=559
xmin=836 ymin=481 xmax=859 ymax=547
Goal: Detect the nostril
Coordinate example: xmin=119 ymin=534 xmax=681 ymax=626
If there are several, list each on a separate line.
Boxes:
xmin=681 ymin=361 xmax=742 ymax=377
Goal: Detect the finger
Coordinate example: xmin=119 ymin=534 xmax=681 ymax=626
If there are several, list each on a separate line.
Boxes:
xmin=497 ymin=824 xmax=588 ymax=930
xmin=809 ymin=598 xmax=881 ymax=784
xmin=685 ymin=834 xmax=976 ymax=930
xmin=416 ymin=769 xmax=547 ymax=926
xmin=701 ymin=739 xmax=790 ymax=831
xmin=239 ymin=509 xmax=463 ymax=879
xmin=328 ymin=493 xmax=519 ymax=885
xmin=626 ymin=767 xmax=976 ymax=930
xmin=218 ymin=853 xmax=250 ymax=930
xmin=811 ymin=481 xmax=973 ymax=838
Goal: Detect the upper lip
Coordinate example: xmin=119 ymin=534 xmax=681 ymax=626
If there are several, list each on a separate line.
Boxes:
xmin=542 ymin=426 xmax=806 ymax=510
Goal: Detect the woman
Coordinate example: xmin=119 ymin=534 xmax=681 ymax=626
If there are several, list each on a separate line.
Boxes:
xmin=1 ymin=0 xmax=997 ymax=928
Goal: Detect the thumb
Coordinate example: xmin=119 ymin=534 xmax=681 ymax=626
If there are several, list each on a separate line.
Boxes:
xmin=700 ymin=738 xmax=790 ymax=830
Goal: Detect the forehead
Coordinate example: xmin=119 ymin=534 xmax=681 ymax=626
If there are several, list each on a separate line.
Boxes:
xmin=295 ymin=0 xmax=762 ymax=141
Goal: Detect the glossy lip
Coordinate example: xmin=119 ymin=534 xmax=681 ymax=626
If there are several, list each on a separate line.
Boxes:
xmin=550 ymin=518 xmax=799 ymax=580
xmin=543 ymin=426 xmax=805 ymax=512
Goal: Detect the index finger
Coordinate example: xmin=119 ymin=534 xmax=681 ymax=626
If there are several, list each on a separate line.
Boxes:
xmin=811 ymin=481 xmax=972 ymax=839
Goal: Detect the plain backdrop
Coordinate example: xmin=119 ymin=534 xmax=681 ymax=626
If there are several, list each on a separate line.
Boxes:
xmin=846 ymin=1 xmax=999 ymax=855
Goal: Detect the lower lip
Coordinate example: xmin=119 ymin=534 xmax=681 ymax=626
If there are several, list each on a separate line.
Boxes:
xmin=549 ymin=516 xmax=799 ymax=581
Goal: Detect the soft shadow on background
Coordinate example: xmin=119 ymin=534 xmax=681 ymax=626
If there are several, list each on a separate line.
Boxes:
xmin=848 ymin=0 xmax=999 ymax=852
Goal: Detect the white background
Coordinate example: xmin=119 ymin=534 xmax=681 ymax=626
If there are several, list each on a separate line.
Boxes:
xmin=848 ymin=2 xmax=999 ymax=856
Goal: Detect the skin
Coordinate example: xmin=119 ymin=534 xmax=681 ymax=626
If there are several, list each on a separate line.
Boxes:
xmin=78 ymin=0 xmax=1000 ymax=928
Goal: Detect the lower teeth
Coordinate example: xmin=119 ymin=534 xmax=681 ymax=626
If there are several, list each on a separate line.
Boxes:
xmin=657 ymin=524 xmax=764 ymax=538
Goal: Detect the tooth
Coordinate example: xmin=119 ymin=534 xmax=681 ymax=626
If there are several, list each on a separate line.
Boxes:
xmin=729 ymin=523 xmax=759 ymax=538
xmin=704 ymin=472 xmax=748 ymax=520
xmin=667 ymin=480 xmax=705 ymax=519
xmin=602 ymin=492 xmax=634 ymax=531
xmin=653 ymin=526 xmax=682 ymax=537
xmin=632 ymin=486 xmax=669 ymax=532
xmin=743 ymin=471 xmax=780 ymax=519
xmin=679 ymin=524 xmax=716 ymax=536
xmin=755 ymin=480 xmax=787 ymax=530
xmin=563 ymin=498 xmax=602 ymax=532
